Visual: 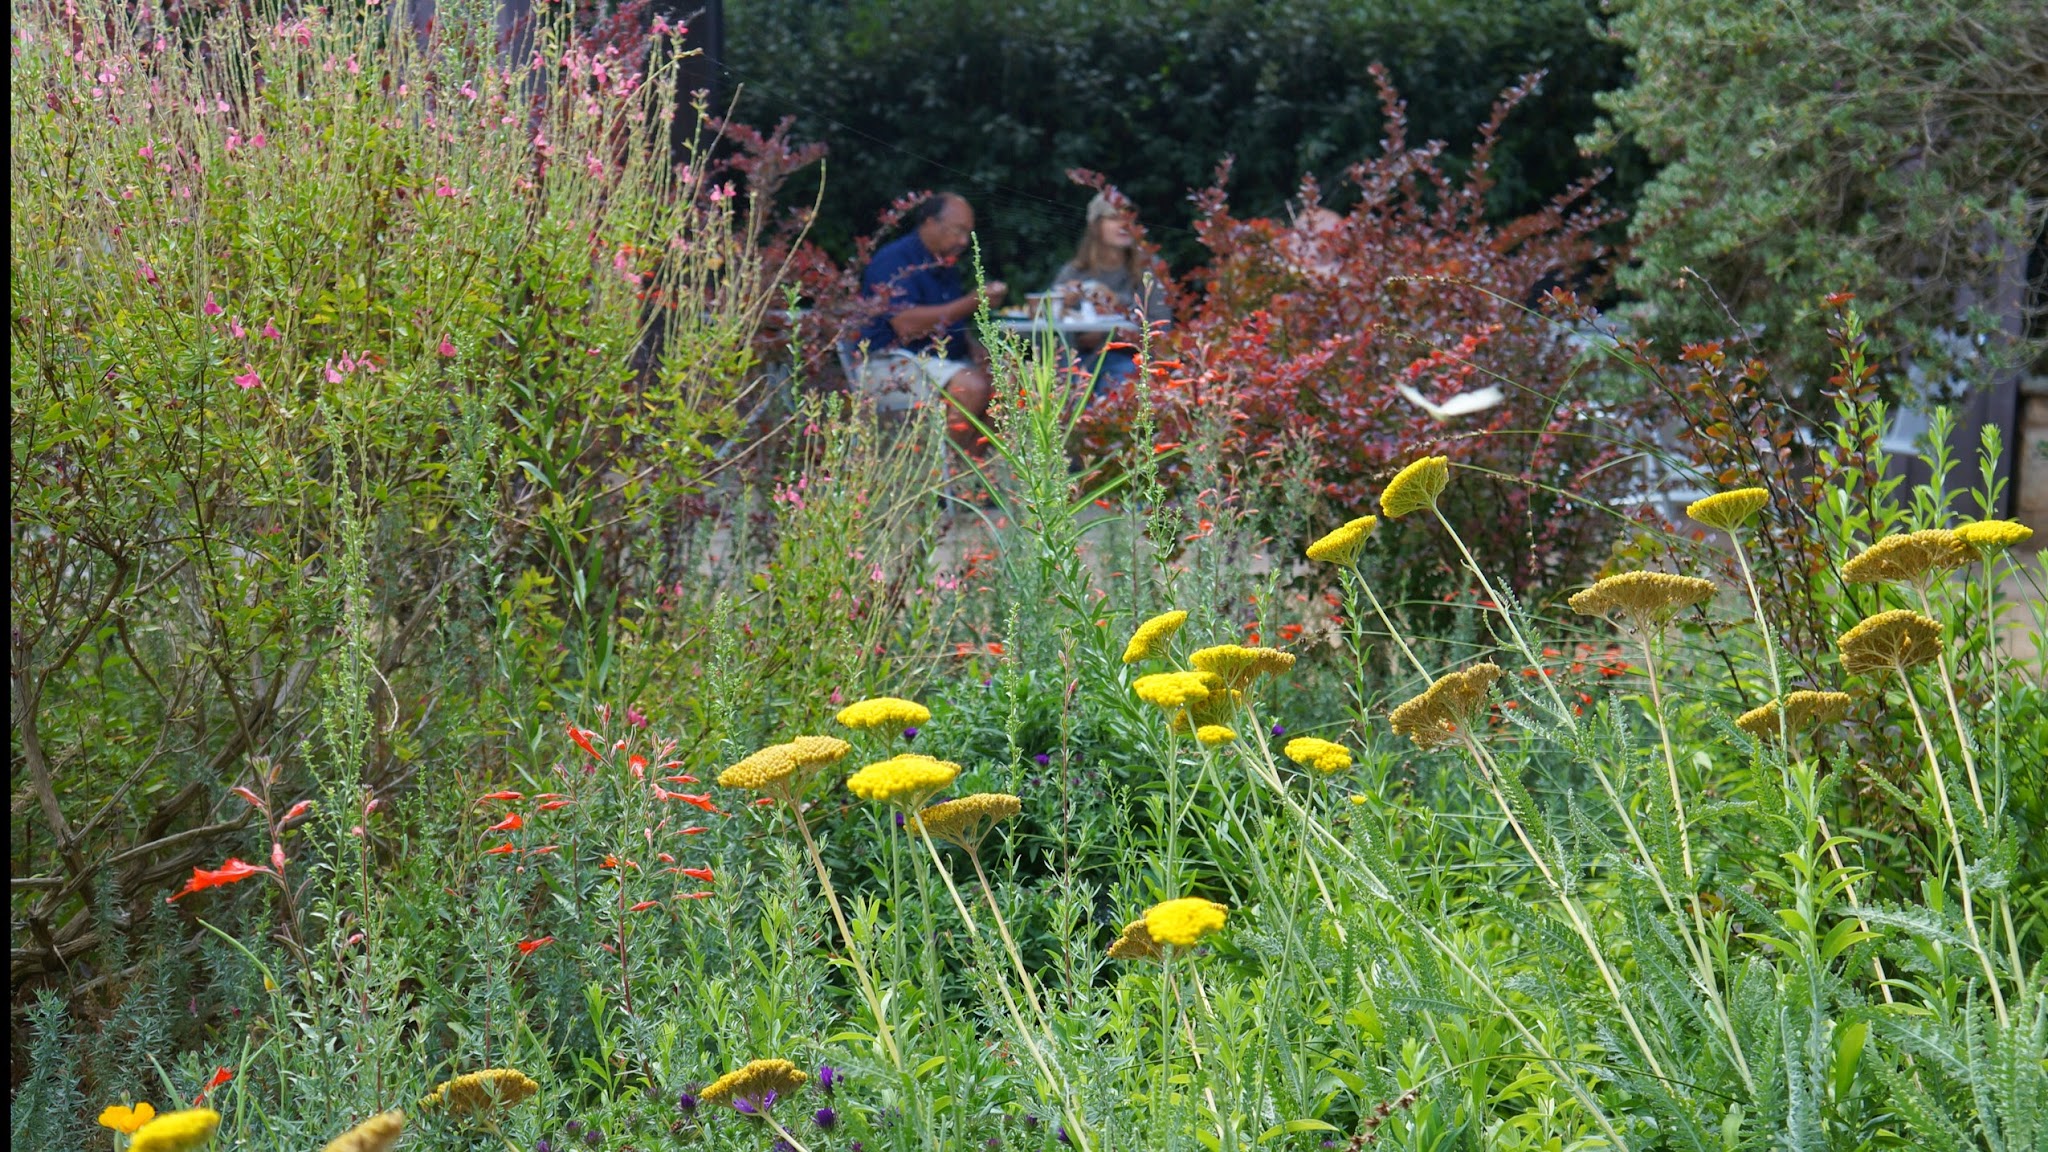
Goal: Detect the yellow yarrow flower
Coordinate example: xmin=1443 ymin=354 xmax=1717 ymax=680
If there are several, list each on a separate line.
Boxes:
xmin=1841 ymin=530 xmax=1971 ymax=586
xmin=699 ymin=1059 xmax=807 ymax=1110
xmin=420 ymin=1069 xmax=538 ymax=1116
xmin=321 ymin=1111 xmax=406 ymax=1152
xmin=1348 ymin=794 xmax=1369 ymax=805
xmin=1954 ymin=519 xmax=2033 ymax=554
xmin=1306 ymin=516 xmax=1377 ymax=565
xmin=99 ymin=1102 xmax=157 ymax=1134
xmin=846 ymin=754 xmax=960 ymax=807
xmin=1379 ymin=455 xmax=1449 ymax=519
xmin=1735 ymin=690 xmax=1854 ymax=740
xmin=718 ymin=736 xmax=852 ymax=793
xmin=1122 ymin=610 xmax=1189 ymax=664
xmin=912 ymin=792 xmax=1021 ymax=849
xmin=1283 ymin=736 xmax=1352 ymax=774
xmin=1132 ymin=670 xmax=1219 ymax=710
xmin=1195 ymin=724 xmax=1235 ymax=746
xmin=127 ymin=1109 xmax=220 ymax=1152
xmin=1567 ymin=571 xmax=1717 ymax=630
xmin=835 ymin=696 xmax=932 ymax=731
xmin=1143 ymin=897 xmax=1229 ymax=947
xmin=1189 ymin=644 xmax=1296 ymax=689
xmin=1389 ymin=664 xmax=1502 ymax=750
xmin=1837 ymin=610 xmax=1943 ymax=677
xmin=1687 ymin=487 xmax=1770 ymax=531
xmin=1106 ymin=919 xmax=1159 ymax=961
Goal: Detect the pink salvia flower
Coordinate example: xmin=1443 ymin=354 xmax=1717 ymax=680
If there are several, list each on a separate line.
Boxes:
xmin=262 ymin=320 xmax=282 ymax=340
xmin=234 ymin=366 xmax=261 ymax=391
xmin=138 ymin=143 xmax=153 ymax=159
xmin=460 ymin=82 xmax=477 ymax=101
xmin=229 ymin=316 xmax=247 ymax=339
xmin=438 ymin=336 xmax=457 ymax=358
xmin=139 ymin=263 xmax=158 ymax=285
xmin=324 ymin=361 xmax=344 ymax=384
xmin=202 ymin=292 xmax=222 ymax=316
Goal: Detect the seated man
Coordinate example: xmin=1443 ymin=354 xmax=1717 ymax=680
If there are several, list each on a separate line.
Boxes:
xmin=851 ymin=192 xmax=1005 ymax=445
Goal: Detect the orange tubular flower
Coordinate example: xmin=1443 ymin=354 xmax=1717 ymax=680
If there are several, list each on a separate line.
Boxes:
xmin=483 ymin=843 xmax=517 ymax=856
xmin=517 ymin=937 xmax=554 ymax=954
xmin=477 ymin=791 xmax=523 ymax=803
xmin=567 ymin=723 xmax=599 ymax=758
xmin=166 ymin=859 xmax=272 ymax=902
xmin=629 ymin=900 xmax=660 ymax=913
xmin=486 ymin=813 xmax=523 ymax=833
xmin=681 ymin=867 xmax=715 ymax=883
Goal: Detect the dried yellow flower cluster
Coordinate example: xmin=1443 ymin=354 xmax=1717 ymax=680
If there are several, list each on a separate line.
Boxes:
xmin=321 ymin=1111 xmax=406 ymax=1152
xmin=835 ymin=696 xmax=932 ymax=731
xmin=718 ymin=736 xmax=852 ymax=792
xmin=1389 ymin=664 xmax=1502 ymax=750
xmin=1836 ymin=610 xmax=1943 ymax=676
xmin=1189 ymin=644 xmax=1296 ymax=689
xmin=1122 ymin=610 xmax=1189 ymax=664
xmin=1568 ymin=571 xmax=1717 ymax=630
xmin=1734 ymin=691 xmax=1854 ymax=740
xmin=913 ymin=793 xmax=1022 ymax=848
xmin=127 ymin=1109 xmax=221 ymax=1152
xmin=699 ymin=1059 xmax=807 ymax=1108
xmin=1379 ymin=456 xmax=1450 ymax=519
xmin=1143 ymin=897 xmax=1229 ymax=947
xmin=1106 ymin=919 xmax=1159 ymax=961
xmin=1686 ymin=487 xmax=1770 ymax=531
xmin=1305 ymin=516 xmax=1378 ymax=565
xmin=846 ymin=754 xmax=961 ymax=807
xmin=1954 ymin=519 xmax=2033 ymax=553
xmin=1283 ymin=737 xmax=1352 ymax=774
xmin=1841 ymin=530 xmax=1972 ymax=586
xmin=420 ymin=1069 xmax=538 ymax=1116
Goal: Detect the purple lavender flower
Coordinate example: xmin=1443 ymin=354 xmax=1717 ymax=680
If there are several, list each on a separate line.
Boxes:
xmin=1056 ymin=1123 xmax=1072 ymax=1145
xmin=816 ymin=1064 xmax=838 ymax=1094
xmin=733 ymin=1097 xmax=758 ymax=1116
xmin=1033 ymin=752 xmax=1050 ymax=766
xmin=1271 ymin=722 xmax=1286 ymax=737
xmin=986 ymin=1139 xmax=1002 ymax=1150
xmin=903 ymin=726 xmax=919 ymax=741
xmin=536 ymin=1141 xmax=553 ymax=1152
xmin=894 ymin=812 xmax=906 ymax=828
xmin=772 ymin=1141 xmax=796 ymax=1152
xmin=565 ymin=1121 xmax=584 ymax=1136
xmin=814 ymin=1106 xmax=839 ymax=1131
xmin=677 ymin=1090 xmax=698 ymax=1114
xmin=1022 ymin=1114 xmax=1040 ymax=1131
xmin=583 ymin=1129 xmax=602 ymax=1147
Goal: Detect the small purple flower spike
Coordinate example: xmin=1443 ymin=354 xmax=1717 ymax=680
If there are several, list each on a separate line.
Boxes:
xmin=903 ymin=726 xmax=919 ymax=740
xmin=536 ymin=1141 xmax=553 ymax=1152
xmin=1056 ymin=1123 xmax=1072 ymax=1145
xmin=677 ymin=1091 xmax=698 ymax=1114
xmin=817 ymin=1064 xmax=838 ymax=1094
xmin=1033 ymin=752 xmax=1050 ymax=766
xmin=814 ymin=1106 xmax=839 ymax=1130
xmin=1271 ymin=722 xmax=1286 ymax=737
xmin=895 ymin=812 xmax=906 ymax=828
xmin=733 ymin=1097 xmax=758 ymax=1115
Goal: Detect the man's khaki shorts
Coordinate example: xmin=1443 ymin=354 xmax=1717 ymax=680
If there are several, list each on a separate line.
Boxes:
xmin=851 ymin=349 xmax=974 ymax=414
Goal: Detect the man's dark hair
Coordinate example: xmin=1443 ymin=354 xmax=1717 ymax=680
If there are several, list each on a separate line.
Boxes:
xmin=907 ymin=191 xmax=964 ymax=229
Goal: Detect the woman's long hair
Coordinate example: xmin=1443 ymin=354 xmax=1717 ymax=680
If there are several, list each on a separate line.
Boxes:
xmin=1071 ymin=215 xmax=1148 ymax=282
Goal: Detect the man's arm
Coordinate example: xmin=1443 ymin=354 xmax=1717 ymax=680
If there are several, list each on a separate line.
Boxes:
xmin=888 ymin=281 xmax=1008 ymax=344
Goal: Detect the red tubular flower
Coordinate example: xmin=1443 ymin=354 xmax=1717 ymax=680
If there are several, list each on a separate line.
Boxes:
xmin=677 ymin=891 xmax=713 ymax=900
xmin=681 ymin=825 xmax=709 ymax=835
xmin=629 ymin=900 xmax=660 ymax=913
xmin=538 ymin=800 xmax=572 ymax=811
xmin=194 ymin=1066 xmax=234 ymax=1103
xmin=166 ymin=858 xmax=272 ymax=902
xmin=477 ymin=791 xmax=524 ymax=803
xmin=680 ymin=867 xmax=714 ymax=883
xmin=517 ymin=936 xmax=554 ymax=954
xmin=281 ymin=800 xmax=314 ymax=823
xmin=663 ymin=775 xmax=698 ymax=784
xmin=527 ymin=845 xmax=560 ymax=855
xmin=484 ymin=843 xmax=517 ymax=856
xmin=674 ymin=793 xmax=717 ymax=812
xmin=232 ymin=786 xmax=267 ymax=811
xmin=487 ymin=813 xmax=523 ymax=833
xmin=567 ymin=722 xmax=599 ymax=758
xmin=657 ymin=852 xmax=676 ymax=864
xmin=628 ymin=754 xmax=649 ymax=777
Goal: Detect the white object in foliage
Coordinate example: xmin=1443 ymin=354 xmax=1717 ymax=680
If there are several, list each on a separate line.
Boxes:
xmin=1395 ymin=382 xmax=1505 ymax=421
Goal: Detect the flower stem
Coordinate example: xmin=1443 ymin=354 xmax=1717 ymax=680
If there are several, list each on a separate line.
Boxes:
xmin=1430 ymin=507 xmax=1574 ymax=725
xmin=1899 ymin=674 xmax=2008 ymax=1026
xmin=789 ymin=804 xmax=904 ymax=1072
xmin=764 ymin=1112 xmax=814 ymax=1152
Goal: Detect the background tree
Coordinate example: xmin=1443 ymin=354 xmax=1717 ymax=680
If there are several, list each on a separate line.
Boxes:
xmin=1589 ymin=0 xmax=2048 ymax=392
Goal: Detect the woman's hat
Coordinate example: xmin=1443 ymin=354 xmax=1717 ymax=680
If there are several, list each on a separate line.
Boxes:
xmin=1086 ymin=192 xmax=1128 ymax=223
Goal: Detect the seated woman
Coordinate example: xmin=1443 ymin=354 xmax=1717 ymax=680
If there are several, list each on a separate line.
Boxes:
xmin=1047 ymin=193 xmax=1169 ymax=397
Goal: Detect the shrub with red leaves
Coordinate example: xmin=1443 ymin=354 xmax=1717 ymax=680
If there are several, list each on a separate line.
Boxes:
xmin=1082 ymin=67 xmax=1652 ymax=600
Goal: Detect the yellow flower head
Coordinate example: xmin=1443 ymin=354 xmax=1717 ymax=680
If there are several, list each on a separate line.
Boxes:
xmin=1735 ymin=690 xmax=1854 ymax=740
xmin=1144 ymin=897 xmax=1229 ymax=948
xmin=1389 ymin=664 xmax=1502 ymax=750
xmin=717 ymin=736 xmax=851 ymax=793
xmin=1379 ymin=455 xmax=1450 ymax=519
xmin=1687 ymin=487 xmax=1770 ymax=531
xmin=1840 ymin=530 xmax=1971 ymax=586
xmin=1837 ymin=610 xmax=1943 ymax=677
xmin=1194 ymin=724 xmax=1236 ymax=746
xmin=1954 ymin=519 xmax=2033 ymax=554
xmin=846 ymin=754 xmax=960 ymax=808
xmin=420 ymin=1069 xmax=538 ymax=1116
xmin=128 ymin=1109 xmax=220 ymax=1152
xmin=1122 ymin=610 xmax=1190 ymax=664
xmin=1348 ymin=794 xmax=1369 ymax=806
xmin=1306 ymin=516 xmax=1378 ymax=565
xmin=1132 ymin=670 xmax=1220 ymax=711
xmin=1106 ymin=919 xmax=1159 ymax=961
xmin=835 ymin=696 xmax=932 ymax=731
xmin=1567 ymin=571 xmax=1717 ymax=630
xmin=99 ymin=1102 xmax=158 ymax=1134
xmin=1283 ymin=736 xmax=1352 ymax=774
xmin=912 ymin=792 xmax=1022 ymax=849
xmin=321 ymin=1111 xmax=406 ymax=1152
xmin=1189 ymin=644 xmax=1296 ymax=689
xmin=699 ymin=1059 xmax=807 ymax=1110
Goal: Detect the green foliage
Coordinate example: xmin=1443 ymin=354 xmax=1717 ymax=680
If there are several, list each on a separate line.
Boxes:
xmin=728 ymin=0 xmax=1638 ymax=284
xmin=1590 ymin=0 xmax=2046 ymax=388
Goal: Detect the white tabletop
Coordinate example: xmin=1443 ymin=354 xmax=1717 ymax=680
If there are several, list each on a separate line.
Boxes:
xmin=991 ymin=314 xmax=1135 ymax=335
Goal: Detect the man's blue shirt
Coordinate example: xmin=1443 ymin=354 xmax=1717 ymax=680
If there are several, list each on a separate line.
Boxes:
xmin=859 ymin=232 xmax=970 ymax=355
